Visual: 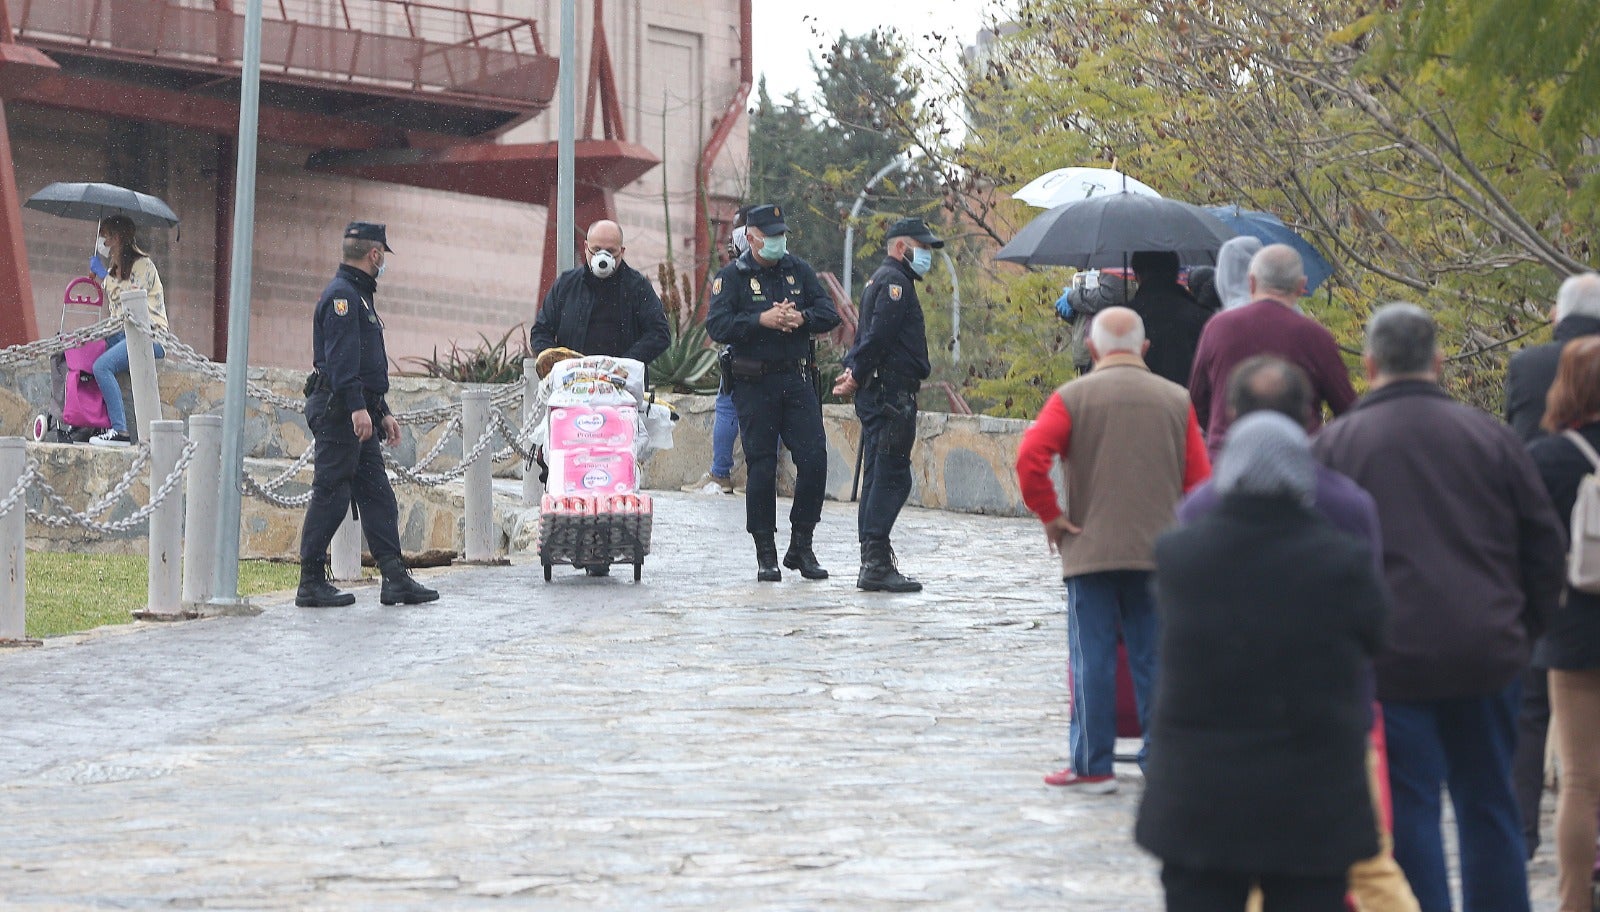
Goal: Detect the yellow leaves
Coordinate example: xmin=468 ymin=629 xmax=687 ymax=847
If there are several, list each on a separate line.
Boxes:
xmin=1327 ymin=12 xmax=1382 ymax=45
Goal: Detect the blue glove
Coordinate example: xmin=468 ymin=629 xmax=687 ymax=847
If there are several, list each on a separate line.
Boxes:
xmin=88 ymin=254 xmax=108 ymax=280
xmin=1054 ymin=288 xmax=1075 ymax=321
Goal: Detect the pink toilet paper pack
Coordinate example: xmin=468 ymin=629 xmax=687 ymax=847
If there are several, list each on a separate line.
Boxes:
xmin=546 ymin=448 xmax=638 ymax=495
xmin=548 ymin=405 xmax=638 ymax=451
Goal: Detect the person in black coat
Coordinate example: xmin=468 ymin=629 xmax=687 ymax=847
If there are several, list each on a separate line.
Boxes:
xmin=1129 ymin=250 xmax=1210 ymax=387
xmin=1526 ymin=336 xmax=1600 ymax=912
xmin=1139 ymin=412 xmax=1386 ymax=911
xmin=530 ymin=219 xmax=671 ymax=366
xmin=1504 ymin=272 xmax=1600 ymax=857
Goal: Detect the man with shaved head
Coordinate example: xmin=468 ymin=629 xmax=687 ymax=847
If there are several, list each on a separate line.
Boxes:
xmin=530 ymin=219 xmax=670 ymax=365
xmin=1187 ymin=243 xmax=1356 ymax=457
xmin=1015 ymin=306 xmax=1211 ymax=792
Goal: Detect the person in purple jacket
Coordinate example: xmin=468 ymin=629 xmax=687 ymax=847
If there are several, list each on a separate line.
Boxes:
xmin=1178 ymin=355 xmax=1418 ymax=910
xmin=1188 ymin=245 xmax=1357 ymax=457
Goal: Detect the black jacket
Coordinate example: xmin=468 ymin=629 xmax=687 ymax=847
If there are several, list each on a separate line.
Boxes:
xmin=1312 ymin=380 xmax=1566 ymax=701
xmin=845 ymin=256 xmax=930 ymax=381
xmin=1129 ymin=267 xmax=1210 ymax=387
xmin=1529 ymin=422 xmax=1600 ymax=670
xmin=1138 ymin=494 xmax=1383 ymax=876
xmin=705 ymin=250 xmax=840 ymax=361
xmin=530 ymin=263 xmax=670 ymax=364
xmin=312 ymin=263 xmax=388 ymax=413
xmin=1504 ymin=315 xmax=1600 ymax=441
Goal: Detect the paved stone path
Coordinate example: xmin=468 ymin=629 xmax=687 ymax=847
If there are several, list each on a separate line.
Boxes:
xmin=0 ymin=493 xmax=1563 ymax=909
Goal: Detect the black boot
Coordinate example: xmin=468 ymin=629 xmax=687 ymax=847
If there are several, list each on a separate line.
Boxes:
xmin=753 ymin=533 xmax=782 ymax=582
xmin=295 ymin=558 xmax=355 ymax=607
xmin=378 ymin=555 xmax=440 ymax=605
xmin=782 ymin=524 xmax=829 ymax=580
xmin=857 ymin=539 xmax=922 ymax=593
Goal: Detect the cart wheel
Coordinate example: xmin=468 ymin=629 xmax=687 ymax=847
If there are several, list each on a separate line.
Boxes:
xmin=543 ymin=562 xmax=552 ymax=582
xmin=30 ymin=414 xmax=46 ymax=442
xmin=633 ymin=561 xmax=642 ymax=583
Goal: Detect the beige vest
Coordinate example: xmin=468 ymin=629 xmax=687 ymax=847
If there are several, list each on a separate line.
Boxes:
xmin=1053 ymin=357 xmax=1192 ymax=577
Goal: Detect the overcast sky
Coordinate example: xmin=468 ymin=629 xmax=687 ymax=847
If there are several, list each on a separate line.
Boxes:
xmin=751 ymin=0 xmax=999 ymax=102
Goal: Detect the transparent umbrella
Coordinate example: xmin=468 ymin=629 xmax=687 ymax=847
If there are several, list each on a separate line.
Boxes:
xmin=1012 ymin=167 xmax=1161 ymax=208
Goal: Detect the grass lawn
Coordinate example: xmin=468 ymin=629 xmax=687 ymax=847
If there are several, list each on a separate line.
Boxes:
xmin=24 ymin=554 xmax=308 ymax=638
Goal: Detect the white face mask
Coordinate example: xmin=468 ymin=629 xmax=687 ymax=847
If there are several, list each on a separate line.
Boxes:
xmin=95 ymin=237 xmax=110 ymax=259
xmin=589 ymin=249 xmax=619 ymax=279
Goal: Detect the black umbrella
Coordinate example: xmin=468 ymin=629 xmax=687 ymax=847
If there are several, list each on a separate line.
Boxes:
xmin=995 ymin=191 xmax=1235 ymax=268
xmin=24 ymin=182 xmax=179 ymax=229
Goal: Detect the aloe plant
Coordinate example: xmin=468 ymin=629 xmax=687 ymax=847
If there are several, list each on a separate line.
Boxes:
xmin=649 ymin=319 xmax=720 ymax=394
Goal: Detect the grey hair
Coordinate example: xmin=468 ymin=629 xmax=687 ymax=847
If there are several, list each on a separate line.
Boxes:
xmin=1248 ymin=244 xmax=1307 ymax=297
xmin=342 ymin=237 xmax=381 ymax=261
xmin=1214 ymin=411 xmax=1316 ymax=506
xmin=1089 ymin=308 xmax=1145 ymax=355
xmin=1366 ymin=302 xmax=1437 ymax=376
xmin=1556 ymin=273 xmax=1600 ymax=321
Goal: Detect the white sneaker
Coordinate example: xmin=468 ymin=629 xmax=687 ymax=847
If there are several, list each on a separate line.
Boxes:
xmin=680 ymin=472 xmax=733 ymax=494
xmin=89 ymin=429 xmax=131 ymax=448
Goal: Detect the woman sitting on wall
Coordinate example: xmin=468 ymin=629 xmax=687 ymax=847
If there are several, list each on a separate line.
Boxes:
xmin=90 ymin=214 xmax=167 ymax=447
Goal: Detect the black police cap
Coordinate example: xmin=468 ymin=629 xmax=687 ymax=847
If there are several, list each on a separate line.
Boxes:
xmin=744 ymin=204 xmax=788 ymax=235
xmin=886 ymin=216 xmax=944 ymax=249
xmin=344 ymin=221 xmax=394 ymax=253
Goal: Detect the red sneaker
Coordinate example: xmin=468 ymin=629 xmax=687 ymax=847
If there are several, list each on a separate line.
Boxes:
xmin=1043 ymin=769 xmax=1118 ymax=792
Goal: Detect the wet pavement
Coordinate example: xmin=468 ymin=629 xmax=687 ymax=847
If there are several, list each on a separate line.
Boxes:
xmin=0 ymin=492 xmax=1562 ymax=909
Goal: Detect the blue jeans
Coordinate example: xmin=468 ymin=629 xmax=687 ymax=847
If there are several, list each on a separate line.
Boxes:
xmin=1065 ymin=570 xmax=1158 ymax=777
xmin=711 ymin=390 xmax=737 ymax=479
xmin=91 ymin=332 xmax=165 ymax=434
xmin=1383 ymin=681 xmax=1529 ymax=912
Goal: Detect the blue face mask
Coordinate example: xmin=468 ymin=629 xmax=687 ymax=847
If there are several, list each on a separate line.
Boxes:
xmin=760 ymin=234 xmax=787 ymax=261
xmin=909 ymin=246 xmax=933 ymax=277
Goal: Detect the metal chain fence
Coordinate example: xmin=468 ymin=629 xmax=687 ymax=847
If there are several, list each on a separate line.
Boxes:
xmin=28 ymin=438 xmax=199 ymax=534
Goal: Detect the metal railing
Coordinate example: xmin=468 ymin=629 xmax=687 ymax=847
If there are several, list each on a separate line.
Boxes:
xmin=9 ymin=0 xmax=549 ymax=105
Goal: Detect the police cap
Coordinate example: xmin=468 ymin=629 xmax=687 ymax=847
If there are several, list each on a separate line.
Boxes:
xmin=886 ymin=216 xmax=944 ymax=249
xmin=344 ymin=221 xmax=394 ymax=253
xmin=744 ymin=204 xmax=788 ymax=235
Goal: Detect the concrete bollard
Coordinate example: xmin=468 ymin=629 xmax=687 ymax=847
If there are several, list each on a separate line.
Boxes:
xmin=330 ymin=512 xmax=362 ymax=581
xmin=142 ymin=420 xmax=185 ymax=619
xmin=181 ymin=415 xmax=222 ymax=610
xmin=522 ymin=357 xmax=541 ymax=506
xmin=0 ymin=438 xmax=27 ymax=643
xmin=462 ymin=388 xmax=496 ymax=562
xmin=120 ymin=289 xmax=162 ymax=445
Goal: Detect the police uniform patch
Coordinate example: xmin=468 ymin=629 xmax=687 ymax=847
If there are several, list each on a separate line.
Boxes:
xmin=786 ymin=275 xmax=796 ymax=285
xmin=333 ymin=298 xmax=349 ymax=316
xmin=712 ymin=276 xmax=722 ymax=295
xmin=749 ymin=277 xmax=762 ymax=294
xmin=773 ymin=206 xmax=781 ymax=217
xmin=888 ymin=284 xmax=903 ymax=301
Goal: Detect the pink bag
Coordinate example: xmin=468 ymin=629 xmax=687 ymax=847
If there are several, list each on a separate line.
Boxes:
xmin=61 ymin=340 xmax=110 ymax=429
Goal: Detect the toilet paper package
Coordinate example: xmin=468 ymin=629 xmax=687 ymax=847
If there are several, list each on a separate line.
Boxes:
xmin=545 ymin=448 xmax=638 ymax=495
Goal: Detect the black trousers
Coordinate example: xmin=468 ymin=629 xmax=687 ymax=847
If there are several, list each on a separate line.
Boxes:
xmin=730 ymin=369 xmax=827 ymax=535
xmin=298 ymin=390 xmax=402 ymax=565
xmin=1160 ymin=864 xmax=1346 ymax=912
xmin=855 ymin=381 xmax=917 ymax=543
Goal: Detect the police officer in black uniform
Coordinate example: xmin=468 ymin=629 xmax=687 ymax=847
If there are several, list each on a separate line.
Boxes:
xmin=296 ymin=221 xmax=439 ymax=608
xmin=833 ymin=217 xmax=942 ymax=593
xmin=706 ymin=204 xmax=841 ymax=581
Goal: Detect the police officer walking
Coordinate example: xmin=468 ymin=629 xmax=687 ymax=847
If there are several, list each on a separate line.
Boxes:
xmin=832 ymin=217 xmax=941 ymax=593
xmin=706 ymin=204 xmax=841 ymax=581
xmin=296 ymin=221 xmax=439 ymax=608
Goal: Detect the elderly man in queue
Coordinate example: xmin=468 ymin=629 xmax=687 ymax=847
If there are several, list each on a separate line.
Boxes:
xmin=530 ymin=219 xmax=670 ymax=366
xmin=1313 ymin=303 xmax=1565 ymax=912
xmin=1015 ymin=306 xmax=1210 ymax=791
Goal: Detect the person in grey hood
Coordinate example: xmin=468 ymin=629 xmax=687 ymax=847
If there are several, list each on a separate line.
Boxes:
xmin=1140 ymin=411 xmax=1386 ymax=910
xmin=1215 ymin=235 xmax=1264 ymax=311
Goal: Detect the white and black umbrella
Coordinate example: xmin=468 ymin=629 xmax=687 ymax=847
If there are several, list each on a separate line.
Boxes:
xmin=25 ymin=182 xmax=179 ymax=229
xmin=995 ymin=192 xmax=1236 ymax=269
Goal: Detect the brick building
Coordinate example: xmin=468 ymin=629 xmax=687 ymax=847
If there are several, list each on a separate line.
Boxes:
xmin=0 ymin=0 xmax=749 ymax=369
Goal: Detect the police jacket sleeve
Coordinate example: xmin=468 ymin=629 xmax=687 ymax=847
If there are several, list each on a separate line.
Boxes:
xmin=794 ymin=262 xmax=840 ymax=335
xmin=625 ymin=276 xmax=671 ymax=364
xmin=529 ymin=281 xmax=564 ymax=355
xmin=705 ymin=269 xmax=757 ymax=344
xmin=319 ymin=297 xmax=368 ymax=412
xmin=846 ymin=276 xmax=901 ymax=377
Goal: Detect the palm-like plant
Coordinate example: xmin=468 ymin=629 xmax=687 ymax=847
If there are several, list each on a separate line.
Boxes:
xmin=649 ymin=260 xmax=721 ymax=394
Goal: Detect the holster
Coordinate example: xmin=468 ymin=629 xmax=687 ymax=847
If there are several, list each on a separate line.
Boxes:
xmin=718 ymin=347 xmax=734 ymax=395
